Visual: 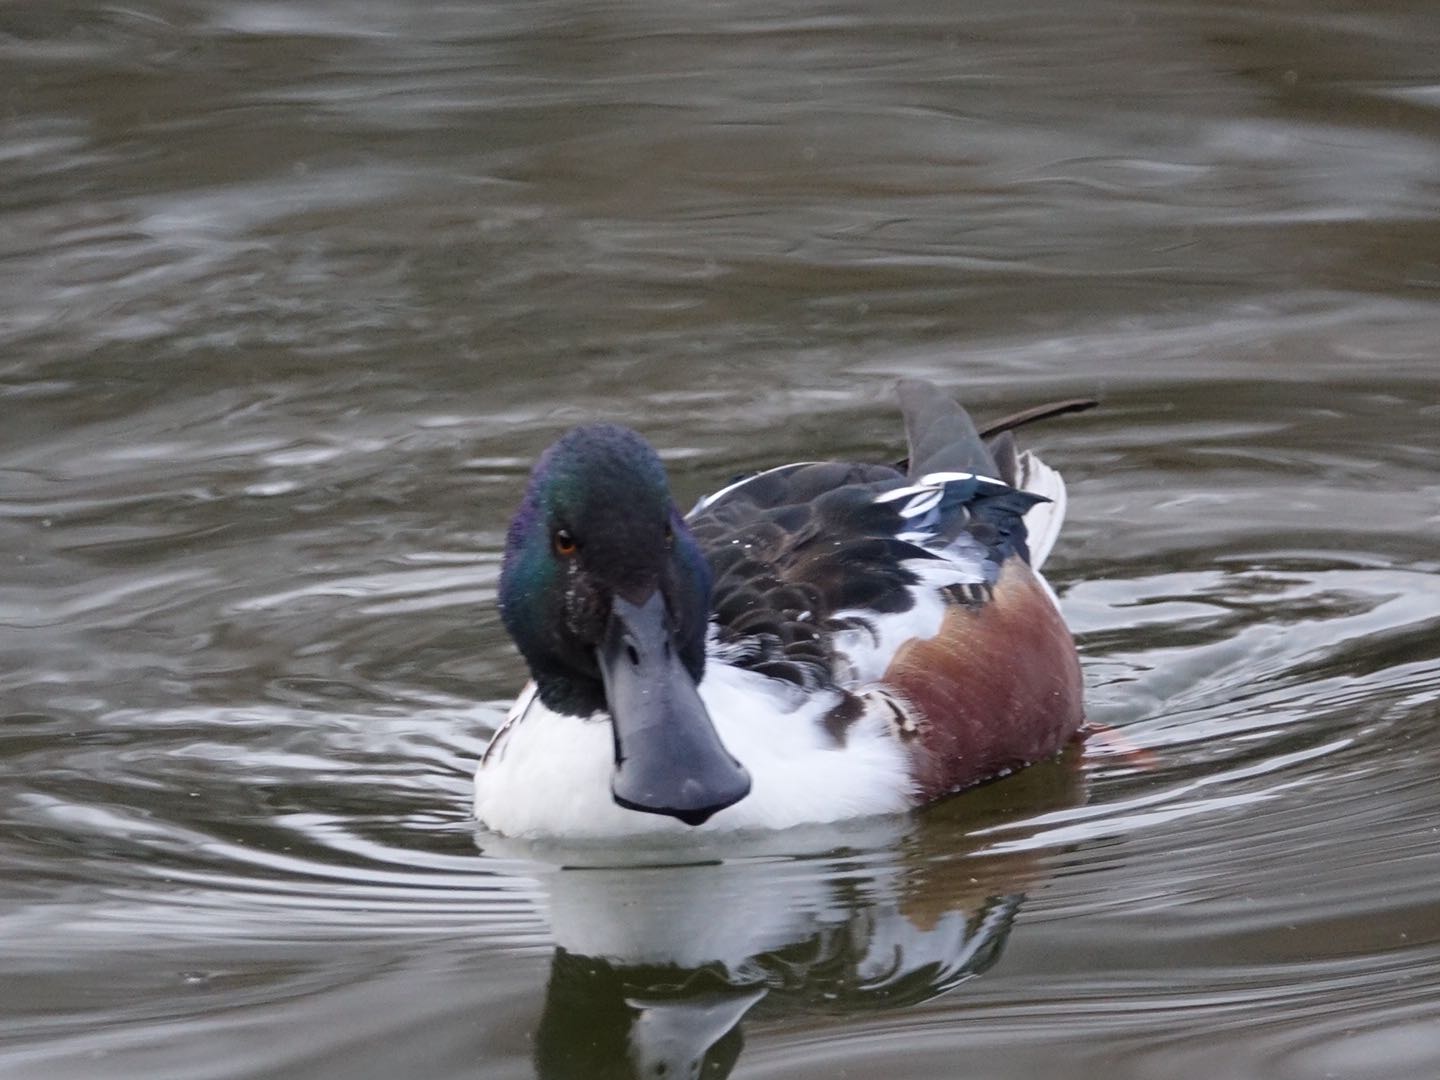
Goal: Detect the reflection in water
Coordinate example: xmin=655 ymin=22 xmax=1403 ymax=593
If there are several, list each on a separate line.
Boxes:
xmin=5 ymin=1 xmax=1440 ymax=1078
xmin=539 ymin=959 xmax=755 ymax=1080
xmin=494 ymin=759 xmax=1083 ymax=1080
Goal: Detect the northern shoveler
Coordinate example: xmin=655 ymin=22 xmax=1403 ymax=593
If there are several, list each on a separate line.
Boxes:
xmin=475 ymin=380 xmax=1092 ymax=839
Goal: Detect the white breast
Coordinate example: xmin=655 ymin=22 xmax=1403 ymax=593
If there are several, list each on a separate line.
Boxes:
xmin=473 ymin=663 xmax=913 ymax=840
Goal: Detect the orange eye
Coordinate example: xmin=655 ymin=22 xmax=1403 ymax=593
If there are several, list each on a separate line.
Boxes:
xmin=552 ymin=528 xmax=577 ymax=557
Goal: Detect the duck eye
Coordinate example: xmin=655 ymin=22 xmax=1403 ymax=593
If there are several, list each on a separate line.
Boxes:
xmin=552 ymin=528 xmax=577 ymax=557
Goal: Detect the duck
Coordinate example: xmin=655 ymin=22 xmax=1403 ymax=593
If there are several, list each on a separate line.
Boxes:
xmin=475 ymin=379 xmax=1092 ymax=840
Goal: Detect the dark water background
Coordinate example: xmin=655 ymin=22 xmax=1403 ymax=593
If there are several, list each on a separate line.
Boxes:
xmin=3 ymin=2 xmax=1439 ymax=1078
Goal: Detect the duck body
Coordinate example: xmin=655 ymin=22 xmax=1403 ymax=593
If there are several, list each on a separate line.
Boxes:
xmin=476 ymin=380 xmax=1088 ymax=840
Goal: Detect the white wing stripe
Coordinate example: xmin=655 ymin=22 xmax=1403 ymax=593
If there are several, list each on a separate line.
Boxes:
xmin=688 ymin=461 xmax=823 ymax=516
xmin=896 ymin=488 xmax=944 ymax=518
xmin=917 ymin=470 xmax=1003 ymax=487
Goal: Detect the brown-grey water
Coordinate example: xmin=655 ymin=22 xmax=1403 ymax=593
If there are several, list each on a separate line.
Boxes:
xmin=3 ymin=2 xmax=1439 ymax=1078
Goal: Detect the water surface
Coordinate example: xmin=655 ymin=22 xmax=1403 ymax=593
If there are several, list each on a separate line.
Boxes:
xmin=3 ymin=2 xmax=1439 ymax=1078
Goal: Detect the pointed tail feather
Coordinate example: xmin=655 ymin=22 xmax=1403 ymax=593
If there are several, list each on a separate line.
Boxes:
xmin=978 ymin=398 xmax=1098 ymax=441
xmin=896 ymin=379 xmax=998 ymax=480
xmin=890 ymin=381 xmax=1088 ymax=570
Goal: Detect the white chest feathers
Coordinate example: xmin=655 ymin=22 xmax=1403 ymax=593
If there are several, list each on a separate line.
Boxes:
xmin=473 ymin=663 xmax=914 ymax=840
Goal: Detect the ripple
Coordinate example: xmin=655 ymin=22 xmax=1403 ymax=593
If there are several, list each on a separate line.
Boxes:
xmin=5 ymin=0 xmax=1440 ymax=1077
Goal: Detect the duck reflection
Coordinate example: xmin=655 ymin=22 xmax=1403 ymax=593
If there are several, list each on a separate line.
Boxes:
xmin=483 ymin=754 xmax=1083 ymax=1080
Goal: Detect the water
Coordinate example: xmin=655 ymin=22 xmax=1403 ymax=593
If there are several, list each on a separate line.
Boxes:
xmin=3 ymin=1 xmax=1439 ymax=1077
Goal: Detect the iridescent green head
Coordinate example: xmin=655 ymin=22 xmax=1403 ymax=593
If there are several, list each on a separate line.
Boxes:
xmin=498 ymin=423 xmax=748 ymax=826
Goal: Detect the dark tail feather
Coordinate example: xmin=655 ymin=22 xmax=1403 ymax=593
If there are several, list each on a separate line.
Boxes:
xmin=988 ymin=431 xmax=1020 ymax=487
xmin=892 ymin=383 xmax=1096 ymax=479
xmin=896 ymin=379 xmax=997 ymax=480
xmin=977 ymin=398 xmax=1098 ymax=441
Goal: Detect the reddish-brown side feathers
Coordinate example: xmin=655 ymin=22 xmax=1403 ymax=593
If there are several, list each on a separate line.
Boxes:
xmin=881 ymin=559 xmax=1085 ymax=803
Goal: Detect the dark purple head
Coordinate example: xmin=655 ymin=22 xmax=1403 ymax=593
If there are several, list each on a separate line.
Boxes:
xmin=498 ymin=424 xmax=749 ymax=825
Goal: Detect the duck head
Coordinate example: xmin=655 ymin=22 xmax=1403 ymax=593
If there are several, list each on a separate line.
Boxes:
xmin=499 ymin=424 xmax=751 ymax=826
